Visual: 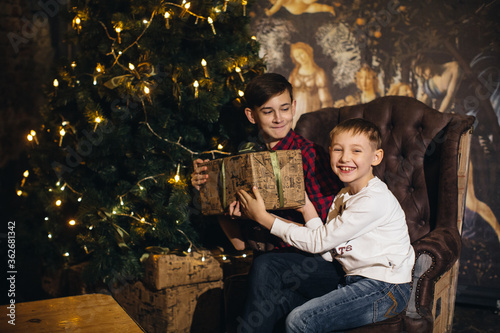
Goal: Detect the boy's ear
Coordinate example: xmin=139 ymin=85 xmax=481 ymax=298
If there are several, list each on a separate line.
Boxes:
xmin=244 ymin=107 xmax=256 ymax=124
xmin=372 ymin=149 xmax=384 ymax=166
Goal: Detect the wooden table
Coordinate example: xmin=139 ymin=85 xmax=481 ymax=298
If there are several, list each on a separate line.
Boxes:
xmin=1 ymin=293 xmax=144 ymax=332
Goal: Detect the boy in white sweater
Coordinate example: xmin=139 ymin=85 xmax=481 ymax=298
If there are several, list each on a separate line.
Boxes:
xmin=236 ymin=118 xmax=415 ymax=332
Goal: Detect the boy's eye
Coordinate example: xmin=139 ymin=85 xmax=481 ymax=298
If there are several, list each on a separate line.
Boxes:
xmin=281 ymin=107 xmax=289 ymax=112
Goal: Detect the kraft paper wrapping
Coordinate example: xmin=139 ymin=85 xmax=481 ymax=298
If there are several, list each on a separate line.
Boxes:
xmin=199 ymin=150 xmax=305 ymax=215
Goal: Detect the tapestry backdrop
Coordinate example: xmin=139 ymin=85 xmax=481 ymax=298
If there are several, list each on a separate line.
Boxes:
xmin=249 ymin=0 xmax=500 ymax=304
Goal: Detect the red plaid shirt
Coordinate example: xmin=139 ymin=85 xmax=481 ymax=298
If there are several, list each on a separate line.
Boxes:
xmin=272 ymin=129 xmax=341 ymax=223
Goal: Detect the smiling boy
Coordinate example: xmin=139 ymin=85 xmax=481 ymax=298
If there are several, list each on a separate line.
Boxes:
xmin=238 ymin=118 xmax=415 ymax=332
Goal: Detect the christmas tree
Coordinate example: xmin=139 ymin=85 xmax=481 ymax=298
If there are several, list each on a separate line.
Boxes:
xmin=19 ymin=0 xmax=264 ymax=287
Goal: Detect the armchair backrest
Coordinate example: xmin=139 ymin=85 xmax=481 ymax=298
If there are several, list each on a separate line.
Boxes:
xmin=294 ymin=96 xmax=475 ymax=243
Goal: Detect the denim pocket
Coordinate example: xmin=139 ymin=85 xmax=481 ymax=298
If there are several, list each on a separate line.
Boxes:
xmin=374 ymin=283 xmax=411 ymax=321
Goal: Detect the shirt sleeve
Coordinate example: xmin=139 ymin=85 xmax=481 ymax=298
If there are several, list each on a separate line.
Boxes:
xmin=270 ymin=191 xmax=388 ymax=254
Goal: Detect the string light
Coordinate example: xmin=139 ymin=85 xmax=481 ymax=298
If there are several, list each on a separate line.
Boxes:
xmin=193 ymin=80 xmax=199 ymax=98
xmin=16 ymin=190 xmax=22 ymax=196
xmin=180 ymin=2 xmax=191 ymax=18
xmin=144 ymin=86 xmax=150 ymax=94
xmin=207 ymin=17 xmax=216 ymax=35
xmin=63 ymin=252 xmax=70 ymax=257
xmin=23 ymin=170 xmax=29 ymax=177
xmin=69 ymin=220 xmax=76 ymax=226
xmin=71 ymin=61 xmax=77 ymax=68
xmin=72 ymin=16 xmax=81 ymax=33
xmin=53 ymin=79 xmax=59 ymax=96
xmin=48 ymin=233 xmax=52 ymax=239
xmin=27 ymin=130 xmax=38 ymax=145
xmin=235 ymin=66 xmax=244 ymax=82
xmin=218 ymin=144 xmax=223 ymax=150
xmin=164 ymin=12 xmax=171 ymax=29
xmin=115 ymin=26 xmax=122 ymax=43
xmin=242 ymin=0 xmax=248 ymax=16
xmin=238 ymin=90 xmax=244 ymax=97
xmin=55 ymin=199 xmax=62 ymax=206
xmin=174 ymin=164 xmax=181 ymax=182
xmin=201 ymin=59 xmax=209 ymax=77
xmin=129 ymin=63 xmax=135 ymax=71
xmin=94 ymin=116 xmax=102 ymax=131
xmin=59 ymin=128 xmax=66 ymax=147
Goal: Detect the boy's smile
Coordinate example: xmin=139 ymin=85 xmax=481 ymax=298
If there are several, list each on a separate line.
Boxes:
xmin=329 ymin=130 xmax=383 ymax=194
xmin=245 ymin=91 xmax=296 ymax=149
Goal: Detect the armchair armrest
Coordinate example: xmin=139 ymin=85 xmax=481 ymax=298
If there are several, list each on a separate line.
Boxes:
xmin=411 ymin=227 xmax=461 ymax=314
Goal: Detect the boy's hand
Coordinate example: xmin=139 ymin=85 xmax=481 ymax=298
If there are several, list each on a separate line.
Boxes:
xmin=296 ymin=191 xmax=319 ymax=221
xmin=228 ymin=201 xmax=243 ymax=219
xmin=191 ymin=159 xmax=209 ymax=190
xmin=237 ymin=186 xmax=274 ymax=229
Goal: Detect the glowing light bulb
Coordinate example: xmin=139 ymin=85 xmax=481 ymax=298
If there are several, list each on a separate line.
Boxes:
xmin=218 ymin=144 xmax=223 ymax=150
xmin=95 ymin=116 xmax=101 ymax=123
xmin=53 ymin=79 xmax=59 ymax=87
xmin=23 ymin=170 xmax=29 ymax=177
xmin=238 ymin=90 xmax=244 ymax=97
xmin=129 ymin=63 xmax=135 ymax=71
xmin=164 ymin=12 xmax=171 ymax=29
xmin=55 ymin=199 xmax=62 ymax=206
xmin=63 ymin=252 xmax=70 ymax=257
xmin=48 ymin=233 xmax=52 ymax=239
xmin=16 ymin=190 xmax=22 ymax=196
xmin=115 ymin=26 xmax=122 ymax=43
xmin=59 ymin=128 xmax=66 ymax=146
xmin=193 ymin=80 xmax=199 ymax=98
xmin=207 ymin=17 xmax=216 ymax=35
xmin=69 ymin=220 xmax=76 ymax=226
xmin=201 ymin=59 xmax=209 ymax=77
xmin=144 ymin=86 xmax=150 ymax=94
xmin=235 ymin=67 xmax=244 ymax=82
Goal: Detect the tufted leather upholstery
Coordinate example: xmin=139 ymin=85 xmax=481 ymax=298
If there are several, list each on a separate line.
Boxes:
xmin=294 ymin=96 xmax=475 ymax=333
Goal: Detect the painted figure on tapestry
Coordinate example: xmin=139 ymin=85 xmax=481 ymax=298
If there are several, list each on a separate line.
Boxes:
xmin=387 ymin=82 xmax=414 ymax=97
xmin=355 ymin=64 xmax=383 ymax=103
xmin=265 ymin=0 xmax=336 ymax=17
xmin=289 ymin=42 xmax=333 ymax=128
xmin=413 ymin=57 xmax=462 ymax=113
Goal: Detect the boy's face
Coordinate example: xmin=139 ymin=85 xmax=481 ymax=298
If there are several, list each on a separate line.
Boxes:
xmin=245 ymin=91 xmax=296 ymax=149
xmin=329 ymin=130 xmax=383 ymax=194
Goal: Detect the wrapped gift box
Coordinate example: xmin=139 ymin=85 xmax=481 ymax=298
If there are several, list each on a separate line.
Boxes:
xmin=199 ymin=150 xmax=305 ymax=215
xmin=112 ymin=251 xmax=223 ymax=333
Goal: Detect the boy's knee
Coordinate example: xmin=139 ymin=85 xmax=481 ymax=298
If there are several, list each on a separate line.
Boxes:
xmin=285 ymin=307 xmax=303 ymax=332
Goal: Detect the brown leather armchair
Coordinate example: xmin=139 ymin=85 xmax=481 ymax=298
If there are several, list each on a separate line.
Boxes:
xmin=293 ymin=96 xmax=474 ymax=333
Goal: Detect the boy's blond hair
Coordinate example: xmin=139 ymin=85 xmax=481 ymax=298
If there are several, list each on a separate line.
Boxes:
xmin=329 ymin=118 xmax=382 ymax=150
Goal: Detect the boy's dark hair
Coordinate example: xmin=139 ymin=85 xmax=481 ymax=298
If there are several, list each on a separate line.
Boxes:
xmin=244 ymin=73 xmax=293 ymax=110
xmin=329 ymin=118 xmax=383 ymax=150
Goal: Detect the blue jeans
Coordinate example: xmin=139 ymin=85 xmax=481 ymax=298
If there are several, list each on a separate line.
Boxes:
xmin=286 ymin=275 xmax=412 ymax=333
xmin=237 ymin=252 xmax=344 ymax=333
